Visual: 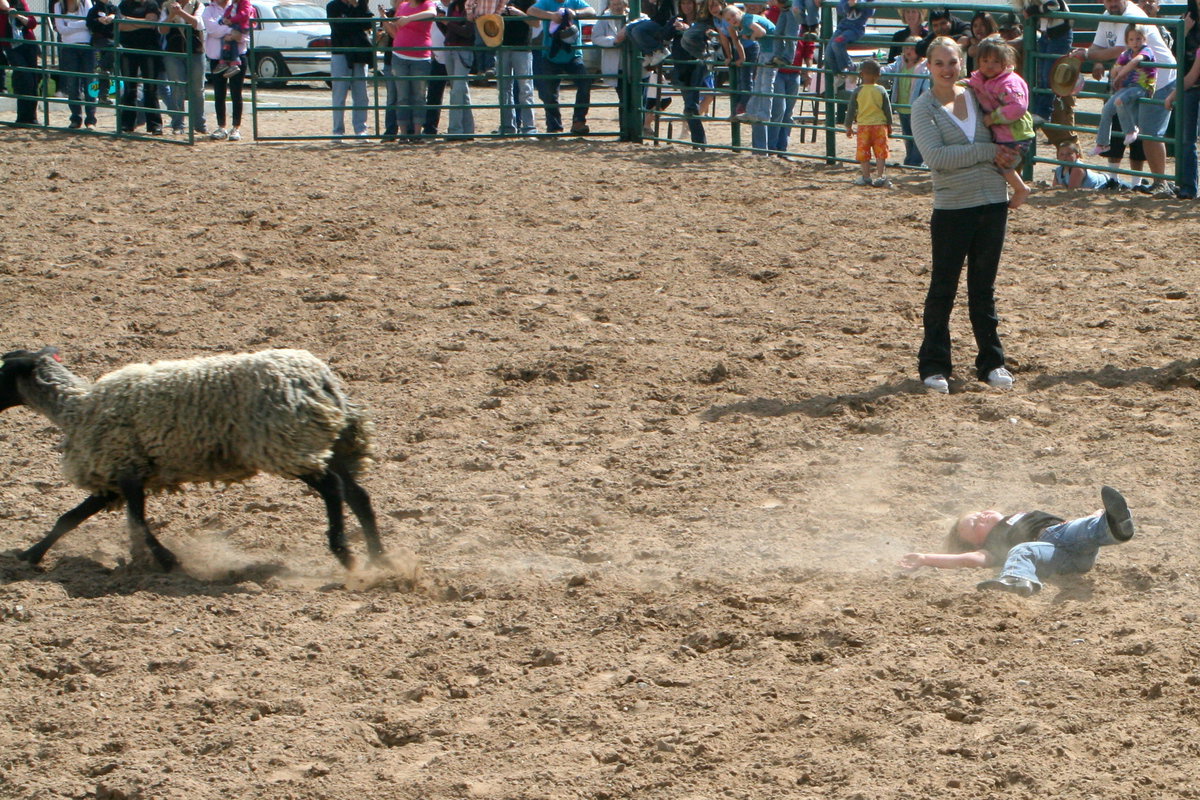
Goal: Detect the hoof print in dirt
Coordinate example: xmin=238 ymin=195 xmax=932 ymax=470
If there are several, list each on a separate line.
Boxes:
xmin=493 ymin=359 xmax=595 ymax=384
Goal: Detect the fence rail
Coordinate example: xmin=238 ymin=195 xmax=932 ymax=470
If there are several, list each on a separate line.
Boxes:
xmin=1 ymin=1 xmax=1192 ymax=187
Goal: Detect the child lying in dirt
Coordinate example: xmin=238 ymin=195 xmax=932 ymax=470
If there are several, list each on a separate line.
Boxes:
xmin=899 ymin=486 xmax=1135 ymax=597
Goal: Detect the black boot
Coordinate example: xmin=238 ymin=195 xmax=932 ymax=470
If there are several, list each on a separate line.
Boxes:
xmin=1101 ymin=485 xmax=1135 ymax=542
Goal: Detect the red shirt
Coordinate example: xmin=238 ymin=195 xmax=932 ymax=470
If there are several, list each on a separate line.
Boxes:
xmin=2 ymin=0 xmax=38 ymax=44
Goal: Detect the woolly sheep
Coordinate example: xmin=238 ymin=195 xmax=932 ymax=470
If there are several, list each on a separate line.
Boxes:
xmin=1 ymin=347 xmax=386 ymax=571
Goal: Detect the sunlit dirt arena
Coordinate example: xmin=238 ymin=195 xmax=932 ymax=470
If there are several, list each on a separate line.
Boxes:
xmin=1 ymin=129 xmax=1199 ymax=800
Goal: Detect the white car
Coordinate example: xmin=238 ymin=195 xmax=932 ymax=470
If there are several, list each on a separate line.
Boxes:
xmin=249 ymin=0 xmax=333 ymax=86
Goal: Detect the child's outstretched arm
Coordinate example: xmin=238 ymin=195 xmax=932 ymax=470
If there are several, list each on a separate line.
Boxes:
xmin=898 ymin=550 xmax=989 ymax=570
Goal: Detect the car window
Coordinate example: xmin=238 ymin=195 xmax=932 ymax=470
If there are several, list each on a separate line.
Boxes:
xmin=272 ymin=3 xmax=328 ymax=23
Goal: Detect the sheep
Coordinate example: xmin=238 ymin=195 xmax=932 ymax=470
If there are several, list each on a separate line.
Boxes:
xmin=1 ymin=347 xmax=387 ymax=572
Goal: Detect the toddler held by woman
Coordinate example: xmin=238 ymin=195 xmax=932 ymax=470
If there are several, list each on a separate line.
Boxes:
xmin=967 ymin=38 xmax=1035 ymax=209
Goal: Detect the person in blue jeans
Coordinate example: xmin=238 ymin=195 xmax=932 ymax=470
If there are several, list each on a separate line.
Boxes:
xmin=765 ymin=0 xmax=801 ymax=153
xmin=527 ymin=0 xmax=596 ymax=134
xmin=327 ymin=0 xmax=374 ymax=137
xmin=1163 ymin=0 xmax=1200 ymax=198
xmin=825 ymin=0 xmax=874 ymax=85
xmin=899 ymin=486 xmax=1136 ymax=598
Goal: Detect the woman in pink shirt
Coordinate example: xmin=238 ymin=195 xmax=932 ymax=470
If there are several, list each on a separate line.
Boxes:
xmin=384 ymin=0 xmax=437 ymax=140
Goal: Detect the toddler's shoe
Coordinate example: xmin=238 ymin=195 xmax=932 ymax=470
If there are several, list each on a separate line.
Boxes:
xmin=1123 ymin=126 xmax=1140 ymax=145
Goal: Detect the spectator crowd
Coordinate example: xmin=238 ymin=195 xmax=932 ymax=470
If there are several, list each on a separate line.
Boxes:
xmin=2 ymin=0 xmax=1198 ymax=195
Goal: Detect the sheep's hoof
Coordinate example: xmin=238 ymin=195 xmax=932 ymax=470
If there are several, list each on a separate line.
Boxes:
xmin=153 ymin=549 xmax=180 ymax=573
xmin=368 ymin=553 xmax=396 ymax=571
xmin=16 ymin=547 xmax=45 ymax=566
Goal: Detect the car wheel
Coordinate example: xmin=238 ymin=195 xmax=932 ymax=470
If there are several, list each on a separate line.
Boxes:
xmin=253 ymin=50 xmax=289 ymax=88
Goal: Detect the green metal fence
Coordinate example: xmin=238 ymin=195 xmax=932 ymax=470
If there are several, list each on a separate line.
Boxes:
xmin=1 ymin=9 xmax=198 ymax=142
xmin=0 ymin=0 xmax=1192 ymax=186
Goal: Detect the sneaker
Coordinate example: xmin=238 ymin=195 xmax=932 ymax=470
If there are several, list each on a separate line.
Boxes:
xmin=1133 ymin=180 xmax=1154 ymax=194
xmin=170 ymin=127 xmax=185 ymax=135
xmin=1149 ymin=181 xmax=1177 ymax=197
xmin=872 ymin=177 xmax=892 ymax=188
xmin=99 ymin=97 xmax=114 ymax=106
xmin=1101 ymin=485 xmax=1136 ymax=541
xmin=976 ymin=576 xmax=1038 ymax=597
xmin=986 ymin=367 xmax=1014 ymax=389
xmin=853 ymin=175 xmax=871 ymax=186
xmin=228 ymin=128 xmax=241 ymax=141
xmin=210 ymin=128 xmax=228 ymax=140
xmin=923 ymin=374 xmax=949 ymax=393
xmin=642 ymin=48 xmax=670 ymax=68
xmin=570 ymin=122 xmax=590 ymax=135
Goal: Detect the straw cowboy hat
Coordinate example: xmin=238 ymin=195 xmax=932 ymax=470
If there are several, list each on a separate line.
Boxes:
xmin=476 ymin=13 xmax=505 ymax=47
xmin=1050 ymin=54 xmax=1084 ymax=96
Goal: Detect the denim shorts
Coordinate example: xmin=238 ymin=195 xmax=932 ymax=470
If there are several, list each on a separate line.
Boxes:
xmin=1138 ymin=81 xmax=1175 ymax=138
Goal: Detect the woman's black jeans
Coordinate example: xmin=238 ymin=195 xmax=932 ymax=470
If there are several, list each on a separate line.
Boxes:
xmin=918 ymin=201 xmax=1008 ymax=381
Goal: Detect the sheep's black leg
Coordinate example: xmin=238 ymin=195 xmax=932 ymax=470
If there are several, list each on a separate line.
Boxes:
xmin=117 ymin=477 xmax=179 ymax=572
xmin=18 ymin=493 xmax=116 ymax=565
xmin=301 ymin=470 xmax=353 ymax=569
xmin=329 ymin=460 xmax=385 ymax=562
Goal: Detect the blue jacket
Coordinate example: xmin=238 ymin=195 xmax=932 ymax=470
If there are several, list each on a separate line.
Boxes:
xmin=833 ymin=0 xmax=873 ymax=37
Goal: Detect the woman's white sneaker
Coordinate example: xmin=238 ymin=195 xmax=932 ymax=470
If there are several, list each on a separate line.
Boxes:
xmin=923 ymin=375 xmax=949 ymax=394
xmin=986 ymin=367 xmax=1014 ymax=389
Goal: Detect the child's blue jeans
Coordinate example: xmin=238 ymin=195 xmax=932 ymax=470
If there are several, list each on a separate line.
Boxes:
xmin=825 ymin=23 xmax=863 ymax=76
xmin=999 ymin=514 xmax=1126 ymax=588
xmin=1096 ymin=85 xmax=1146 ymax=146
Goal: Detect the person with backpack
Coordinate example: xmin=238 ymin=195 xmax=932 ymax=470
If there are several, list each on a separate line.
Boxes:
xmin=527 ymin=0 xmax=595 ymax=134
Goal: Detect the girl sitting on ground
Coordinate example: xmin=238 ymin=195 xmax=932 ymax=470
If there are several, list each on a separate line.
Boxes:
xmin=898 ymin=486 xmax=1135 ymax=597
xmin=1052 ymin=141 xmax=1131 ymax=190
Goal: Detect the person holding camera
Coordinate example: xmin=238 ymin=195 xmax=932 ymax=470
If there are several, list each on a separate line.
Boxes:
xmin=527 ymin=0 xmax=595 ymax=134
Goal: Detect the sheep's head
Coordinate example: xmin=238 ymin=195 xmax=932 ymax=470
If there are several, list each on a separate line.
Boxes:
xmin=0 ymin=348 xmax=60 ymax=412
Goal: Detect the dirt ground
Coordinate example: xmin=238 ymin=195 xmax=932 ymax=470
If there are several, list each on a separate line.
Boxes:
xmin=1 ymin=129 xmax=1199 ymax=800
